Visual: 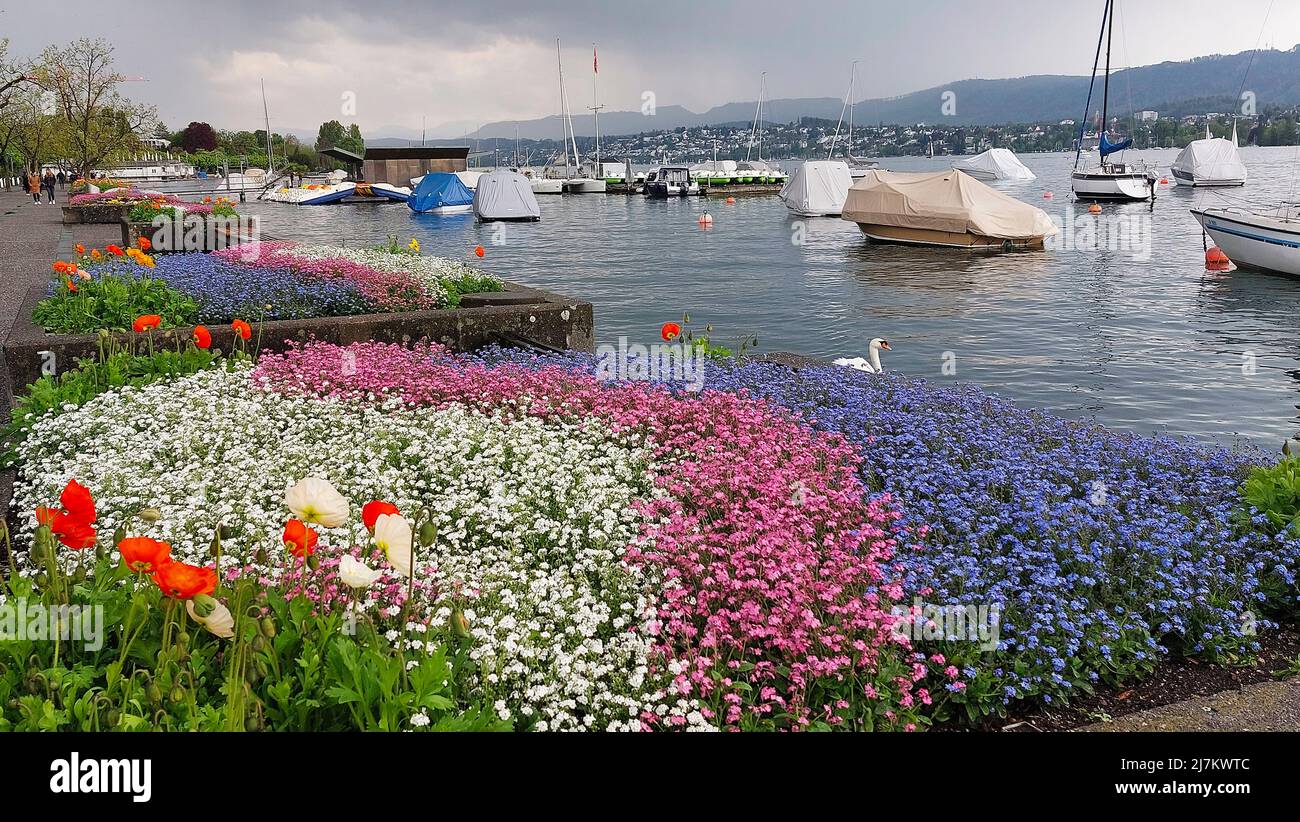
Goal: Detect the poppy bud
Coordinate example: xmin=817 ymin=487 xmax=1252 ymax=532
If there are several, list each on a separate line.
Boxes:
xmin=106 ymin=708 xmax=120 ymax=726
xmin=137 ymin=508 xmax=161 ymax=523
xmin=251 ymin=634 xmax=266 ymax=653
xmin=169 ymin=685 xmax=185 ymax=705
xmin=112 ymin=524 xmax=126 ymax=546
xmin=73 ymin=566 xmax=87 ymax=583
xmin=245 ymin=665 xmax=261 ymax=685
xmin=418 ymin=521 xmax=437 ymax=547
xmin=146 ymin=683 xmax=162 ymax=705
xmin=95 ymin=542 xmax=107 ymax=560
xmin=260 ymin=617 xmax=276 ymax=639
xmin=307 ymin=554 xmax=320 ymax=571
xmin=177 ymin=631 xmax=190 ymax=650
xmin=245 ymin=713 xmax=263 ymax=732
xmin=209 ymin=534 xmax=221 ymax=558
xmin=192 ymin=594 xmax=216 ymax=618
xmin=450 ymin=609 xmax=471 ymax=639
xmin=28 ymin=543 xmax=45 ymax=564
xmin=254 ymin=547 xmax=268 ymax=564
xmin=34 ymin=572 xmax=48 ymax=588
xmin=219 ymin=524 xmax=235 ymax=540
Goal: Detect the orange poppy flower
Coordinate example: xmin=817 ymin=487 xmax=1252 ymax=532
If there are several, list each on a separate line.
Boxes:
xmin=106 ymin=244 xmax=124 ymax=256
xmin=192 ymin=325 xmax=211 ymax=349
xmin=51 ymin=261 xmax=69 ymax=274
xmin=48 ymin=511 xmax=96 ymax=550
xmin=474 ymin=245 xmax=485 ymax=257
xmin=661 ymin=322 xmax=682 ymax=342
xmin=90 ymin=249 xmax=103 ymax=261
xmin=64 ymin=278 xmax=77 ymax=293
xmin=231 ymin=319 xmax=251 ymax=340
xmin=60 ymin=478 xmax=97 ymax=525
xmin=118 ymin=536 xmax=172 ymax=573
xmin=282 ymin=519 xmax=318 ymax=558
xmin=133 ymin=314 xmax=162 ymax=333
xmin=75 ymin=244 xmax=86 ymax=255
xmin=35 ymin=506 xmax=58 ymax=526
xmin=362 ymin=500 xmax=400 ymax=532
xmin=152 ymin=561 xmax=217 ymax=599
xmin=137 ymin=236 xmax=151 ymax=251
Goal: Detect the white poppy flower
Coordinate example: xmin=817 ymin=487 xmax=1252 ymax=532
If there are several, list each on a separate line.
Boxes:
xmin=186 ymin=598 xmax=235 ymax=639
xmin=285 ymin=477 xmax=349 ymax=527
xmin=374 ymin=513 xmax=413 ymax=578
xmin=339 ymin=554 xmax=384 ymax=589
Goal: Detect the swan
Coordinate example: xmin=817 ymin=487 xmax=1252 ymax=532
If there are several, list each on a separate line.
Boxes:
xmin=833 ymin=338 xmax=891 ymax=374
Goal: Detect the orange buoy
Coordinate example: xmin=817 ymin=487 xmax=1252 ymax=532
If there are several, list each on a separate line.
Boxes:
xmin=725 ymin=196 xmax=736 ymax=204
xmin=1088 ymin=203 xmax=1102 ymax=214
xmin=1206 ymin=246 xmax=1231 ymax=271
xmin=474 ymin=245 xmax=485 ymax=257
xmin=1043 ymin=191 xmax=1054 ymax=199
xmin=698 ymin=212 xmax=713 ymax=226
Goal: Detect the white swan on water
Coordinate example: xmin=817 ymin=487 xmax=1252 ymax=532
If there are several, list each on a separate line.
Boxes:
xmin=833 ymin=338 xmax=891 ymax=374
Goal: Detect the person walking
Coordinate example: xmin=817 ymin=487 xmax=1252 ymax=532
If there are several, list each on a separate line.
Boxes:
xmin=42 ymin=169 xmax=57 ymax=203
xmin=56 ymin=170 xmax=66 ymax=189
xmin=27 ymin=170 xmax=40 ymax=204
xmin=21 ymin=171 xmax=30 ymax=196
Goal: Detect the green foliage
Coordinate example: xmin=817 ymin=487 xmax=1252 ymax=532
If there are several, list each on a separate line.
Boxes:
xmin=0 ymin=537 xmax=507 ymax=732
xmin=676 ymin=312 xmax=758 ymax=361
xmin=33 ymin=273 xmax=198 ymax=334
xmin=1243 ymin=456 xmax=1300 ymax=535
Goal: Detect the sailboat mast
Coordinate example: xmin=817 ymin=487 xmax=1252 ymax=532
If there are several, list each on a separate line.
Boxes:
xmin=1073 ymin=0 xmax=1110 ymax=171
xmin=746 ymin=73 xmax=763 ymax=163
xmin=557 ymin=39 xmax=571 ymax=176
xmin=757 ymin=74 xmax=764 ymax=162
xmin=1101 ymin=0 xmax=1113 ymax=142
xmin=592 ymin=43 xmax=601 ymax=178
xmin=261 ymin=78 xmax=273 ymax=175
xmin=847 ymin=62 xmax=855 ymax=158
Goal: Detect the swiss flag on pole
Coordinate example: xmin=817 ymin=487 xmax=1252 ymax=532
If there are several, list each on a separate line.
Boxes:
xmin=593 ymin=46 xmax=598 ymax=74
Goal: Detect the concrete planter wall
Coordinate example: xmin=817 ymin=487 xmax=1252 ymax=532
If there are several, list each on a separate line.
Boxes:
xmin=121 ymin=219 xmax=255 ymax=252
xmin=2 ymin=282 xmax=594 ymax=393
xmin=61 ymin=204 xmax=133 ymax=225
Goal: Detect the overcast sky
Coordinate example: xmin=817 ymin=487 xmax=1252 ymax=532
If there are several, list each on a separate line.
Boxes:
xmin=3 ymin=0 xmax=1297 ymax=137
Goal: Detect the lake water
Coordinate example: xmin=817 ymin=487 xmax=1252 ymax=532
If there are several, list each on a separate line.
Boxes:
xmin=163 ymin=146 xmax=1300 ymax=448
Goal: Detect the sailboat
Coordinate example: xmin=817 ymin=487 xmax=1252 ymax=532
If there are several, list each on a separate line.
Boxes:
xmin=1170 ymin=119 xmax=1247 ymax=186
xmin=828 ymin=61 xmax=878 ymax=180
xmin=550 ymin=40 xmax=602 ymax=194
xmin=736 ymin=73 xmax=786 ymax=185
xmin=1070 ymin=0 xmax=1156 ymax=201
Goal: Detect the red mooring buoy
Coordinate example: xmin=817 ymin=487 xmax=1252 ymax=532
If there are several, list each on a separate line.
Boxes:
xmin=1205 ymin=246 xmax=1231 ymax=271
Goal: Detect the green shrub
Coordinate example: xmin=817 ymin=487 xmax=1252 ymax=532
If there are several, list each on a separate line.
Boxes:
xmin=33 ymin=274 xmax=199 ymax=334
xmin=1243 ymin=456 xmax=1300 ymax=535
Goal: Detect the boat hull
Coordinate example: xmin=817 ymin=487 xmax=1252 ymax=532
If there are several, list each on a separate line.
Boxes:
xmin=1070 ymin=171 xmax=1154 ymax=201
xmin=419 ymin=204 xmax=473 ymax=215
xmin=1171 ymin=167 xmax=1245 ymax=187
xmin=565 ymin=178 xmax=606 ymax=193
xmin=530 ymin=178 xmax=564 ymax=194
xmin=367 ymin=184 xmax=411 ymax=202
xmin=1191 ymin=208 xmax=1300 ymax=276
xmin=853 ymin=222 xmax=1046 ymax=249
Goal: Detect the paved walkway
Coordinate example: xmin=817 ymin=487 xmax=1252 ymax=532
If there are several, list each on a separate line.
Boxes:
xmin=0 ymin=189 xmax=119 ymax=415
xmin=1082 ymin=677 xmax=1300 ymax=732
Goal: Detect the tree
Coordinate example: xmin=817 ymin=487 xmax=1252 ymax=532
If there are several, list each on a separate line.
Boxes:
xmin=315 ymin=119 xmax=347 ymax=151
xmin=35 ymin=38 xmax=156 ymax=178
xmin=179 ymin=121 xmax=217 ymax=152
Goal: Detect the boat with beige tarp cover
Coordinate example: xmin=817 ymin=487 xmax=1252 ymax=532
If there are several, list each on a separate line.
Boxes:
xmin=841 ymin=169 xmax=1059 ymax=249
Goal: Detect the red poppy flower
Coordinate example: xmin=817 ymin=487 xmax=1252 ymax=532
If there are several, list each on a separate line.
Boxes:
xmin=282 ymin=519 xmax=318 ymax=558
xmin=60 ymin=479 xmax=97 ymax=525
xmin=362 ymin=500 xmax=400 ymax=532
xmin=51 ymin=261 xmax=69 ymax=274
xmin=133 ymin=314 xmax=162 ymax=333
xmin=474 ymin=245 xmax=485 ymax=257
xmin=192 ymin=325 xmax=212 ymax=349
xmin=34 ymin=506 xmax=58 ymax=526
xmin=118 ymin=536 xmax=172 ymax=573
xmin=152 ymin=561 xmax=217 ymax=599
xmin=136 ymin=236 xmax=152 ymax=251
xmin=106 ymin=245 xmax=124 ymax=256
xmin=231 ymin=319 xmax=252 ymax=340
xmin=661 ymin=322 xmax=682 ymax=342
xmin=49 ymin=511 xmax=96 ymax=550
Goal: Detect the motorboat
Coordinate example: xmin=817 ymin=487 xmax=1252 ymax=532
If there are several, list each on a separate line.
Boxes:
xmin=842 ymin=169 xmax=1058 ymax=249
xmin=779 ymin=160 xmax=854 ymax=216
xmin=408 ymin=172 xmax=475 ymax=214
xmin=644 ymin=166 xmax=698 ymax=198
xmin=474 ymin=168 xmax=541 ymax=221
xmin=952 ymin=148 xmax=1036 ymax=182
xmin=1191 ymin=206 xmax=1300 ymax=276
xmin=1171 ymin=121 xmax=1247 ymax=186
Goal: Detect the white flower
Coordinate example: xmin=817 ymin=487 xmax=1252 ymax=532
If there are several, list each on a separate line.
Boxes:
xmin=375 ymin=513 xmax=413 ymax=578
xmin=339 ymin=554 xmax=384 ymax=589
xmin=185 ymin=597 xmax=235 ymax=639
xmin=285 ymin=477 xmax=350 ymax=527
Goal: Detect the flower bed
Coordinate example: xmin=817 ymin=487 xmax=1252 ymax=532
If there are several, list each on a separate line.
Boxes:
xmin=7 ymin=341 xmax=940 ymax=731
xmin=33 ymin=241 xmax=503 ymax=333
xmin=62 ymin=189 xmax=186 ymax=225
xmin=473 ymin=348 xmax=1300 ymax=723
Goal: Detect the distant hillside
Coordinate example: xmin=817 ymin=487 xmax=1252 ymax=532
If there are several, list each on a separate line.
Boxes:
xmin=409 ymin=45 xmax=1300 ymax=141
